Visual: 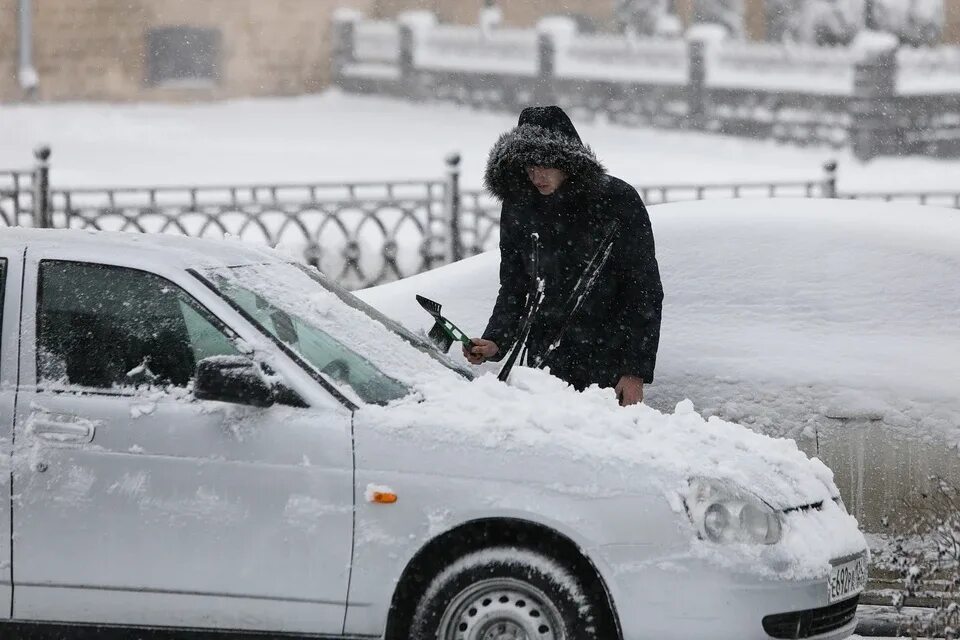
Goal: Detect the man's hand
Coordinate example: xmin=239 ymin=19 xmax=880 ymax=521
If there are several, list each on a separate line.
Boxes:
xmin=615 ymin=375 xmax=644 ymax=407
xmin=463 ymin=338 xmax=499 ymax=365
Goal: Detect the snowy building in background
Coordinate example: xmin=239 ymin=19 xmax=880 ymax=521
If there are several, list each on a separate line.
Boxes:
xmin=0 ymin=0 xmax=376 ymax=102
xmin=765 ymin=0 xmax=944 ymax=46
xmin=1 ymin=0 xmax=957 ymax=103
xmin=871 ymin=0 xmax=945 ymax=46
xmin=614 ymin=0 xmax=676 ymax=36
xmin=693 ymin=0 xmax=746 ymax=38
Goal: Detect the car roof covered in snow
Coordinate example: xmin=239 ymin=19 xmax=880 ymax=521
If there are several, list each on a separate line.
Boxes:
xmin=0 ymin=227 xmax=286 ymax=270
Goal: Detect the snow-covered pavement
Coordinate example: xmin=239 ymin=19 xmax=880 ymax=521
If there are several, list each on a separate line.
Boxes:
xmin=4 ymin=91 xmax=960 ymax=193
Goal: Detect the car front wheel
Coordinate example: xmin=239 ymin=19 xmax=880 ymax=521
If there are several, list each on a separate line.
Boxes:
xmin=409 ymin=546 xmax=600 ymax=640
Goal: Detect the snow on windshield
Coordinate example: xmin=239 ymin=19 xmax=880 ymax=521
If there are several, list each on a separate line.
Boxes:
xmin=205 ymin=262 xmax=465 ymax=400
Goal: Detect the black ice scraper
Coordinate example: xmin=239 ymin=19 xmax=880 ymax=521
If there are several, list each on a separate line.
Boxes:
xmin=416 ymin=295 xmax=473 ymax=353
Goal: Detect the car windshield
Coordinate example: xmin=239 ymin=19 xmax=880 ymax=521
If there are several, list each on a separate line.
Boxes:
xmin=200 ymin=262 xmax=472 ymax=406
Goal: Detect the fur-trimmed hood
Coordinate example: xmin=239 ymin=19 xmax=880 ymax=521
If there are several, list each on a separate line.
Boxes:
xmin=484 ymin=106 xmax=606 ymax=201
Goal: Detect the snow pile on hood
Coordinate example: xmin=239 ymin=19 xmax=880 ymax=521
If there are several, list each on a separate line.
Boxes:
xmin=361 ymin=364 xmax=839 ymax=510
xmin=358 ymin=366 xmax=863 ymax=578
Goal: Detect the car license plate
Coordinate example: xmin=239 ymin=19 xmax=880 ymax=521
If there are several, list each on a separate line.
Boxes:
xmin=828 ymin=554 xmax=868 ymax=603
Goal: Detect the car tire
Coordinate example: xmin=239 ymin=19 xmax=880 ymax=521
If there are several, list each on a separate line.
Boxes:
xmin=409 ymin=546 xmax=600 ymax=640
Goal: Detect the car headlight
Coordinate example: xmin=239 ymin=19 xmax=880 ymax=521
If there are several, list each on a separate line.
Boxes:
xmin=685 ymin=477 xmax=782 ymax=545
xmin=833 ymin=495 xmax=847 ymax=513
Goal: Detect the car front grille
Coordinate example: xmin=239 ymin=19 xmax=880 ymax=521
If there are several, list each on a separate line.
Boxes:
xmin=761 ymin=594 xmax=859 ymax=639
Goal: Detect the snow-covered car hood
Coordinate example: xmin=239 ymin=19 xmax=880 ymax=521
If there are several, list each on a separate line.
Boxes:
xmin=356 ymin=367 xmax=839 ymax=512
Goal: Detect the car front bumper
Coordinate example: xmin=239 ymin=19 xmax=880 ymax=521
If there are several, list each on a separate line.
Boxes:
xmin=599 ymin=548 xmax=864 ymax=640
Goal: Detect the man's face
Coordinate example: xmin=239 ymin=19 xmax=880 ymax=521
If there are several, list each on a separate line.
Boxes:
xmin=526 ymin=166 xmax=568 ymax=196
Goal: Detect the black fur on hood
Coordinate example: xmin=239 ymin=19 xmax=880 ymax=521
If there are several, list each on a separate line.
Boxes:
xmin=484 ymin=106 xmax=606 ymax=201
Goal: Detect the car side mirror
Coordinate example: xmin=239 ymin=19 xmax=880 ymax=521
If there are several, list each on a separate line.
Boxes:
xmin=194 ymin=356 xmax=275 ymax=408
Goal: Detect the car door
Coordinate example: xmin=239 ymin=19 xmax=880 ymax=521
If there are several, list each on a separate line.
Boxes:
xmin=0 ymin=248 xmax=22 ymax=619
xmin=12 ymin=253 xmax=355 ymax=635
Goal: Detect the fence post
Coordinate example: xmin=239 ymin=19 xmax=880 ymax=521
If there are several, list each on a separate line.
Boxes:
xmin=686 ymin=39 xmax=707 ymax=129
xmin=446 ymin=152 xmax=463 ymax=263
xmin=397 ymin=11 xmax=436 ymax=101
xmin=331 ymin=10 xmax=359 ymax=87
xmin=535 ymin=31 xmax=556 ymax=105
xmin=398 ymin=23 xmax=416 ymax=99
xmin=822 ymin=160 xmax=838 ymax=198
xmin=32 ymin=145 xmax=51 ymax=228
xmin=850 ymin=34 xmax=899 ymax=162
xmin=685 ymin=26 xmax=726 ymax=130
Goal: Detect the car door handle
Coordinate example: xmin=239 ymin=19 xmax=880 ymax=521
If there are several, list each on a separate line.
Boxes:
xmin=29 ymin=417 xmax=96 ymax=444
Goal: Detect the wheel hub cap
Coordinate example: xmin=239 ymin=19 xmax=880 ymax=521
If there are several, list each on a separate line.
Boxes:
xmin=439 ymin=578 xmax=564 ymax=640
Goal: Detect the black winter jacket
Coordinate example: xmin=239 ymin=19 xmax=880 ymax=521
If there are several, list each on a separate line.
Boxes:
xmin=481 ymin=106 xmax=663 ymax=390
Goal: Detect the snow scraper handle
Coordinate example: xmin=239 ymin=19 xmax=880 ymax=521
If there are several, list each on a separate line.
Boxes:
xmin=416 ymin=295 xmax=473 ymax=353
xmin=497 ymin=233 xmax=543 ymax=383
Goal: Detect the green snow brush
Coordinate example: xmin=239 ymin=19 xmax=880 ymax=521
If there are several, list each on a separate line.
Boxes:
xmin=416 ymin=295 xmax=473 ymax=353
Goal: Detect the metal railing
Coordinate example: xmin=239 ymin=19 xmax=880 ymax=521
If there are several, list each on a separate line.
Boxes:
xmin=840 ymin=191 xmax=960 ymax=208
xmin=455 ymin=165 xmax=837 ymax=257
xmin=48 ymin=178 xmax=450 ymax=290
xmin=0 ymin=168 xmax=36 ymax=227
xmin=4 ymin=147 xmax=957 ymax=289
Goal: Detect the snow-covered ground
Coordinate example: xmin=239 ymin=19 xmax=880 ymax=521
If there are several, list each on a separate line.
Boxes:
xmin=3 ymin=91 xmax=960 ymax=192
xmin=358 ymin=198 xmax=960 ymax=535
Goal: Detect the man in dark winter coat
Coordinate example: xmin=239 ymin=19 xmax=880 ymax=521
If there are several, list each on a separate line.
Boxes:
xmin=463 ymin=106 xmax=663 ymax=406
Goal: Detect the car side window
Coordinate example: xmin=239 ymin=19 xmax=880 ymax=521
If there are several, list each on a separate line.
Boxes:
xmin=37 ymin=260 xmax=240 ymax=392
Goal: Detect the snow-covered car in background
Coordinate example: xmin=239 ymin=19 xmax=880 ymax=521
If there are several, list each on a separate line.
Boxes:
xmin=0 ymin=228 xmax=866 ymax=639
xmin=359 ymin=198 xmax=960 ymax=541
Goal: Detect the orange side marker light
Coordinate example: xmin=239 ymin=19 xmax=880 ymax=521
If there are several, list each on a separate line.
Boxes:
xmin=366 ymin=484 xmax=398 ymax=504
xmin=372 ymin=491 xmax=398 ymax=504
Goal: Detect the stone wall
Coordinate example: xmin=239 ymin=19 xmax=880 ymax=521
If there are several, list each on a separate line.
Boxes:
xmin=1 ymin=0 xmax=20 ymax=101
xmin=947 ymin=0 xmax=960 ymax=45
xmin=4 ymin=0 xmax=374 ymax=102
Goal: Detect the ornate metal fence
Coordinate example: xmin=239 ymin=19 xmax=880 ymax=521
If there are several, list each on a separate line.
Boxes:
xmin=51 ymin=179 xmax=450 ymax=290
xmin=457 ymin=170 xmax=837 ymax=257
xmin=0 ymin=169 xmax=35 ymax=228
xmin=5 ymin=147 xmax=957 ymax=289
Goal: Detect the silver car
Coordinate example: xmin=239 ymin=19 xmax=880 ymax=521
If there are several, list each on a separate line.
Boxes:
xmin=0 ymin=228 xmax=867 ymax=639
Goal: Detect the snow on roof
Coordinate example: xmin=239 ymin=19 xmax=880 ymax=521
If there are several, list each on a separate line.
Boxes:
xmin=0 ymin=228 xmax=286 ymax=270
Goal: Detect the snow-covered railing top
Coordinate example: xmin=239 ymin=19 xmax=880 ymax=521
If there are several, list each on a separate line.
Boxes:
xmin=354 ymin=20 xmax=401 ymax=64
xmin=414 ymin=25 xmax=538 ymax=76
xmin=706 ymin=41 xmax=858 ymax=96
xmin=896 ymin=46 xmax=960 ymax=95
xmin=337 ymin=10 xmax=959 ymax=101
xmin=555 ymin=33 xmax=688 ymax=85
xmin=332 ymin=11 xmax=960 ymax=160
